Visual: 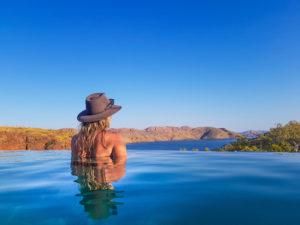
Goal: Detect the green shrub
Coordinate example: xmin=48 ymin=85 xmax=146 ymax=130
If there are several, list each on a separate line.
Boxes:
xmin=220 ymin=121 xmax=300 ymax=152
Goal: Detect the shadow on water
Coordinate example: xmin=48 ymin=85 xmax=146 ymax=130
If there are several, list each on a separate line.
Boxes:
xmin=71 ymin=157 xmax=126 ymax=220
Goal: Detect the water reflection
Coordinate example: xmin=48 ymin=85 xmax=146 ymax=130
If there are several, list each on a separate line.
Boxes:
xmin=71 ymin=157 xmax=126 ymax=220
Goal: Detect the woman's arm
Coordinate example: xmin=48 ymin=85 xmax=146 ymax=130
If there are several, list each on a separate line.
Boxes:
xmin=112 ymin=134 xmax=127 ymax=158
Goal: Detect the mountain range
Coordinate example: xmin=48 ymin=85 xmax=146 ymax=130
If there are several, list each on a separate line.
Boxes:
xmin=0 ymin=126 xmax=263 ymax=150
xmin=111 ymin=126 xmax=238 ymax=143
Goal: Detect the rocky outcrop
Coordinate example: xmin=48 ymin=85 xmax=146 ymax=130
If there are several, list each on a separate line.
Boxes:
xmin=0 ymin=126 xmax=239 ymax=150
xmin=239 ymin=130 xmax=267 ymax=139
xmin=0 ymin=127 xmax=76 ymax=150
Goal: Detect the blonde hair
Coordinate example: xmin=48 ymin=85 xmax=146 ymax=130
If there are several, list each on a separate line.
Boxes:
xmin=75 ymin=118 xmax=110 ymax=159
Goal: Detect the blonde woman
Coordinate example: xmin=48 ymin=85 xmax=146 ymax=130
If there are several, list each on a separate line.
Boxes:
xmin=71 ymin=93 xmax=127 ymax=160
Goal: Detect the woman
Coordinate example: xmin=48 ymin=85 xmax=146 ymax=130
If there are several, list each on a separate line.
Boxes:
xmin=71 ymin=92 xmax=127 ymax=160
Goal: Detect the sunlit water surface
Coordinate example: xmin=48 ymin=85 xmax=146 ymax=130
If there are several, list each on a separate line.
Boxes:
xmin=1 ymin=141 xmax=300 ymax=225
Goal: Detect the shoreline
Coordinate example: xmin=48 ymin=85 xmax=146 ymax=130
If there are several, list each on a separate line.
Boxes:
xmin=0 ymin=138 xmax=235 ymax=151
xmin=0 ymin=126 xmax=238 ymax=150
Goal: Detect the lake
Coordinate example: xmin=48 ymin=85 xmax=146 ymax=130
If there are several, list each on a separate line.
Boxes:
xmin=127 ymin=139 xmax=234 ymax=150
xmin=1 ymin=140 xmax=300 ymax=225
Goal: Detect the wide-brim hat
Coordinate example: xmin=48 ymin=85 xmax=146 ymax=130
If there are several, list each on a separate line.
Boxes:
xmin=77 ymin=93 xmax=121 ymax=123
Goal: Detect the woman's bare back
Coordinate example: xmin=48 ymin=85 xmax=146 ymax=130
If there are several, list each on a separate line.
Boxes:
xmin=71 ymin=131 xmax=127 ymax=160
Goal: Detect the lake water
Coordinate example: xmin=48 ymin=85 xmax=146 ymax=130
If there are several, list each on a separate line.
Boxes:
xmin=1 ymin=140 xmax=300 ymax=225
xmin=127 ymin=139 xmax=234 ymax=151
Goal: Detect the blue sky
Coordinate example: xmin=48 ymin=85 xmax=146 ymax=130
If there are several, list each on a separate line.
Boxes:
xmin=0 ymin=0 xmax=299 ymax=131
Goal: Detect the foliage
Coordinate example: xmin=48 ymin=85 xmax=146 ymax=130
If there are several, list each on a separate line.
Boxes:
xmin=222 ymin=121 xmax=300 ymax=152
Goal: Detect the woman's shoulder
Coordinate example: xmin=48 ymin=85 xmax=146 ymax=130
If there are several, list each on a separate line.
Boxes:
xmin=93 ymin=130 xmax=124 ymax=146
xmin=72 ymin=133 xmax=78 ymax=140
xmin=71 ymin=134 xmax=78 ymax=144
xmin=105 ymin=130 xmax=125 ymax=144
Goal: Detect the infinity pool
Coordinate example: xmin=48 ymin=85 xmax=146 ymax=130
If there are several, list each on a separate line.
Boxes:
xmin=1 ymin=150 xmax=300 ymax=225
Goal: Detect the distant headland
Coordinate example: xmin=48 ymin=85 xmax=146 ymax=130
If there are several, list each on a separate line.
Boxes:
xmin=0 ymin=126 xmax=239 ymax=150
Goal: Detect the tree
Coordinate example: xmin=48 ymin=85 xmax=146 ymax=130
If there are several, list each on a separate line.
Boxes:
xmin=221 ymin=121 xmax=300 ymax=152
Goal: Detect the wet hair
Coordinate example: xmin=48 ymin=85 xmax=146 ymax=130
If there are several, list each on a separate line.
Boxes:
xmin=75 ymin=118 xmax=110 ymax=159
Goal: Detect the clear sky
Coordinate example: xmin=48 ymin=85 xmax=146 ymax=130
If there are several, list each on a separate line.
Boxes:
xmin=0 ymin=0 xmax=299 ymax=131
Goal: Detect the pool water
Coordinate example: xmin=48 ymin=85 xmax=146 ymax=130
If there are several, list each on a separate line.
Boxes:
xmin=1 ymin=149 xmax=300 ymax=225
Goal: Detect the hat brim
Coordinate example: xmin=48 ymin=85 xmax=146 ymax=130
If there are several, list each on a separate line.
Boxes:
xmin=77 ymin=105 xmax=121 ymax=123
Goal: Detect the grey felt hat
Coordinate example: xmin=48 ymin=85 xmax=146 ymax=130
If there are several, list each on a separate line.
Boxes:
xmin=77 ymin=93 xmax=121 ymax=123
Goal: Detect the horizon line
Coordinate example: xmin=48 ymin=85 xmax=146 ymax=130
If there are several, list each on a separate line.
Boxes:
xmin=0 ymin=124 xmax=272 ymax=133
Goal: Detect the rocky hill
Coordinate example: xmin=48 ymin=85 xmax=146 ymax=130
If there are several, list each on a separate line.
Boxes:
xmin=0 ymin=126 xmax=239 ymax=150
xmin=111 ymin=126 xmax=238 ymax=143
xmin=0 ymin=127 xmax=75 ymax=150
xmin=239 ymin=130 xmax=267 ymax=139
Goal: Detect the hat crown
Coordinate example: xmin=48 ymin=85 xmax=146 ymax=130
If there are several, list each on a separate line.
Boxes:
xmin=77 ymin=92 xmax=121 ymax=123
xmin=85 ymin=93 xmax=110 ymax=115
